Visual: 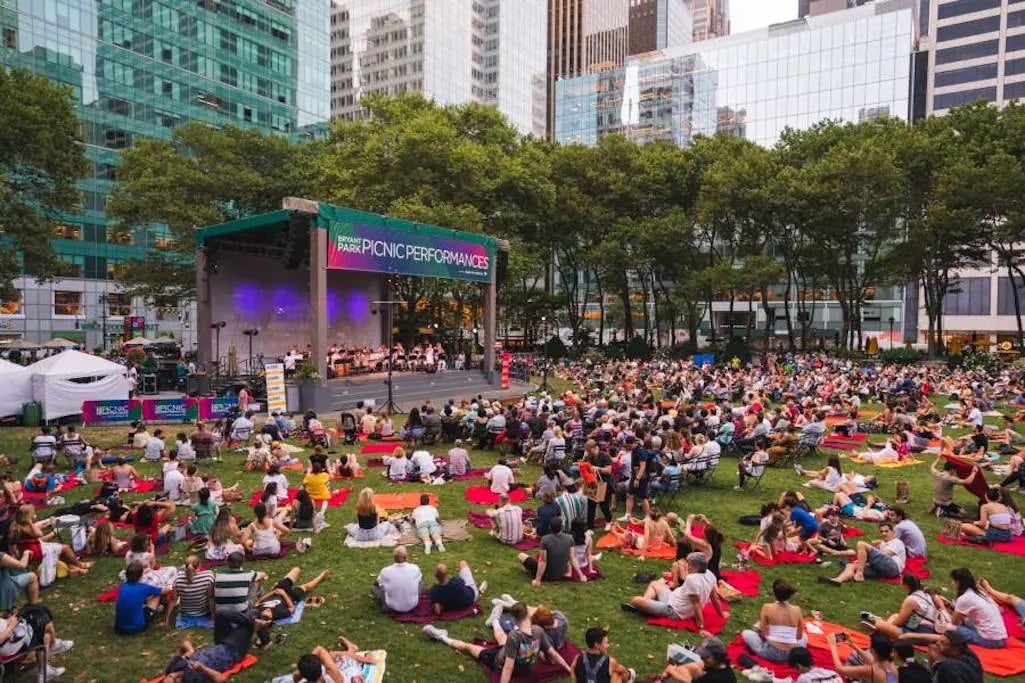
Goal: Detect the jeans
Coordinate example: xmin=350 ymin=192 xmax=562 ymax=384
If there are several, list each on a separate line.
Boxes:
xmin=740 ymin=630 xmax=803 ymax=662
xmin=214 ymin=608 xmax=258 ymax=661
xmin=951 ymin=624 xmax=1007 ymax=648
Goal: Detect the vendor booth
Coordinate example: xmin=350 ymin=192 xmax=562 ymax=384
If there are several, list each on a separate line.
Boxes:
xmin=0 ymin=359 xmax=32 ymax=417
xmin=28 ymin=351 xmax=130 ymax=421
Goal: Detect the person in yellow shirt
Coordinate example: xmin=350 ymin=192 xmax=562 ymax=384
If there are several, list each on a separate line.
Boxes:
xmin=302 ymin=461 xmax=332 ymax=503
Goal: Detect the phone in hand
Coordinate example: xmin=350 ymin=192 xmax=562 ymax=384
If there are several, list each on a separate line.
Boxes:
xmin=835 ymin=633 xmax=849 ymax=643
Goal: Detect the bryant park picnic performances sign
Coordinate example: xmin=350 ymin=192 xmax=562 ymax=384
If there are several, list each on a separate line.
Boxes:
xmin=82 ymin=397 xmax=236 ymax=424
xmin=326 ymin=220 xmax=495 ymax=284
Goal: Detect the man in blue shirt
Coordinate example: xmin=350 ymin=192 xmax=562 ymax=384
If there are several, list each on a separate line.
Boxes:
xmin=783 ymin=493 xmax=818 ymax=542
xmin=114 ymin=561 xmax=169 ymax=634
xmin=428 ymin=560 xmax=481 ymax=616
xmin=618 ymin=434 xmax=653 ymax=522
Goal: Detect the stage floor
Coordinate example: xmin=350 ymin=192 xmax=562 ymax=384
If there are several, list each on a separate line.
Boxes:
xmin=319 ymin=369 xmax=530 ymax=412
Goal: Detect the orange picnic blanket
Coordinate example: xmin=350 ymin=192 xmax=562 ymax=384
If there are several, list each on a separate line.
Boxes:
xmin=139 ymin=654 xmax=258 ymax=683
xmin=374 ymin=492 xmax=438 ymax=510
xmin=594 ymin=524 xmax=677 ymax=559
xmin=802 ymin=618 xmax=869 ymax=662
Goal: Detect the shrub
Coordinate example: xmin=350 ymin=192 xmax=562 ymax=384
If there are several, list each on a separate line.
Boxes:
xmin=879 ymin=347 xmax=925 ymax=364
xmin=722 ymin=336 xmax=751 ymax=365
xmin=543 ymin=335 xmax=567 ymax=360
xmin=964 ymin=351 xmax=1000 ymax=372
xmin=625 ymin=335 xmax=650 ymax=360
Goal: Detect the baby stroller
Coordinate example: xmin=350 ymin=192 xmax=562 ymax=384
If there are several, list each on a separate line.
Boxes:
xmin=339 ymin=411 xmax=359 ymax=444
xmin=304 ymin=411 xmax=330 ymax=448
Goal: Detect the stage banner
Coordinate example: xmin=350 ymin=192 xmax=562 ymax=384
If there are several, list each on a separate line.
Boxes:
xmin=264 ymin=363 xmax=287 ymax=413
xmin=500 ymin=351 xmax=510 ymax=390
xmin=82 ymin=399 xmax=142 ymax=425
xmin=324 ymin=211 xmax=495 ymax=284
xmin=141 ymin=397 xmax=197 ymax=423
xmin=199 ymin=396 xmax=238 ymax=420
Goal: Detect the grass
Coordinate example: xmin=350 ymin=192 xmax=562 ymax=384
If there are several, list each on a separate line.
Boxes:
xmin=2 ymin=412 xmax=1024 ymax=683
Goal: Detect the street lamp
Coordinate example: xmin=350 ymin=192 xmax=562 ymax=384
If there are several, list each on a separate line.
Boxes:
xmin=98 ymin=294 xmax=108 ymax=353
xmin=242 ymin=328 xmax=259 ymax=376
xmin=541 ymin=315 xmax=548 ymax=356
xmin=887 ymin=316 xmax=895 ymax=350
xmin=211 ymin=321 xmax=226 ymax=375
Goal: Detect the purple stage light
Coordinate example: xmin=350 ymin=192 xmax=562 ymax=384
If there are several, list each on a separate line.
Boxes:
xmin=346 ymin=290 xmax=371 ymax=322
xmin=232 ymin=282 xmax=263 ymax=320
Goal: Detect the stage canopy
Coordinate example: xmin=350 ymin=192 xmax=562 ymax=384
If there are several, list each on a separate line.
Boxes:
xmin=194 ymin=199 xmax=505 ymax=382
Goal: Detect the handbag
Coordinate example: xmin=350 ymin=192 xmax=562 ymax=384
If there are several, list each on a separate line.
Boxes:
xmin=940 ymin=518 xmax=961 ymax=540
xmin=583 ymin=479 xmax=607 ymax=503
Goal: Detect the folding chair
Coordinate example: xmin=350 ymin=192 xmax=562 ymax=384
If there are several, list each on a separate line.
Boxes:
xmin=739 ymin=462 xmax=766 ymax=492
xmin=0 ymin=643 xmax=46 ymax=682
xmin=653 ymin=471 xmax=686 ymax=508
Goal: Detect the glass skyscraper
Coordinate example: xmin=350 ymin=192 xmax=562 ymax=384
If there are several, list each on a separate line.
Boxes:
xmin=0 ymin=0 xmax=329 ymax=349
xmin=556 ymin=0 xmax=918 ymax=147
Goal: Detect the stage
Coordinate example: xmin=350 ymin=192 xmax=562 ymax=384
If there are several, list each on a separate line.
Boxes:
xmin=309 ymin=369 xmax=531 ymax=413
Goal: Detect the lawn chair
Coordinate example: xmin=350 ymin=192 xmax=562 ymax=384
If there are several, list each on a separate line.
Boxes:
xmin=684 ymin=453 xmax=720 ymax=484
xmin=794 ymin=434 xmax=824 ymax=462
xmin=652 ymin=470 xmax=686 ymax=507
xmin=0 ymin=643 xmax=46 ymax=682
xmin=738 ymin=461 xmax=766 ymax=492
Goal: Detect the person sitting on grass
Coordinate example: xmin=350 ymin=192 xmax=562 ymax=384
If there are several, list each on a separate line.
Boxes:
xmin=0 ymin=603 xmax=72 ymax=683
xmin=373 ymin=546 xmax=422 ymax=614
xmin=486 ymin=493 xmax=524 ymax=546
xmin=412 ymin=494 xmax=445 ymax=554
xmin=781 ymin=493 xmax=820 ymax=552
xmin=924 ymin=568 xmax=1008 ymax=649
xmin=485 ymin=458 xmax=518 ymax=494
xmin=929 ymin=455 xmax=979 ymax=518
xmin=975 ymin=576 xmax=1025 ymax=628
xmin=302 ymin=461 xmax=332 ymax=504
xmin=622 ymin=552 xmax=726 ymax=637
xmin=808 ymin=506 xmax=853 ymax=559
xmin=115 ymin=560 xmax=171 ymax=635
xmin=132 ymin=499 xmax=176 ymax=546
xmin=826 ymin=632 xmax=898 ymax=683
xmin=383 ymin=447 xmax=412 ymax=482
xmin=422 ymin=601 xmax=574 ymax=682
xmin=243 ymin=502 xmax=289 ymax=557
xmin=651 ymin=635 xmax=731 ymax=683
xmin=290 ymin=489 xmax=316 ymax=532
xmin=84 ymin=520 xmax=127 ymax=557
xmin=158 ymin=609 xmax=267 ymax=683
xmin=0 ymin=549 xmax=38 ymax=612
xmin=740 ymin=579 xmax=806 ymax=662
xmin=9 ymin=504 xmax=92 ymax=575
xmin=517 ymin=517 xmax=581 ymax=586
xmin=781 ymin=646 xmax=843 ymax=683
xmin=859 ymin=574 xmax=940 ymax=639
xmin=428 ymin=561 xmax=484 ymax=616
xmin=409 ymin=448 xmax=437 ymax=483
xmin=345 ymin=488 xmax=395 ymax=543
xmin=925 ymin=630 xmax=983 ymax=683
xmin=287 ymin=636 xmax=378 ymax=683
xmin=959 ymin=486 xmax=1013 ymax=544
xmin=171 ymin=556 xmax=215 ymax=625
xmin=819 ymin=522 xmax=905 ymax=586
xmin=205 ymin=508 xmax=245 ymax=562
xmin=571 ymin=627 xmax=636 ymax=683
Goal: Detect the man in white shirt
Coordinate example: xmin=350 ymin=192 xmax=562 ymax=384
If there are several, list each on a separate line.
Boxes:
xmin=412 ymin=495 xmax=445 ymax=554
xmin=30 ymin=427 xmax=58 ymax=465
xmin=887 ymin=508 xmax=928 ymax=559
xmin=373 ymin=546 xmax=422 ymax=613
xmin=485 ymin=459 xmax=515 ymax=494
xmin=163 ymin=461 xmax=185 ymax=502
xmin=410 ymin=449 xmax=437 ymax=483
xmin=143 ymin=429 xmax=167 ymax=461
xmin=964 ymin=404 xmax=984 ymax=429
xmin=821 ymin=522 xmax=906 ymax=585
xmin=624 ymin=553 xmax=724 ymax=635
xmin=230 ymin=412 xmax=254 ymax=443
xmin=486 ymin=494 xmax=524 ymax=545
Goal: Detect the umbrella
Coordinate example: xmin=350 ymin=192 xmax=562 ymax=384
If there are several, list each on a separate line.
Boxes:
xmin=123 ymin=336 xmax=155 ymax=347
xmin=5 ymin=339 xmax=40 ymax=351
xmin=42 ymin=338 xmax=78 ymax=349
xmin=153 ymin=336 xmax=179 ymax=344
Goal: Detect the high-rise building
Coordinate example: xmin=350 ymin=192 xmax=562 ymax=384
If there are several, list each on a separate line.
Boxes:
xmin=799 ymin=0 xmax=870 ymax=18
xmin=330 ymin=0 xmax=547 ymax=137
xmin=0 ymin=0 xmax=329 ymax=349
xmin=628 ymin=0 xmax=693 ymax=55
xmin=556 ymin=0 xmax=919 ymax=147
xmin=924 ymin=0 xmax=1025 ymax=115
xmin=546 ymin=0 xmax=629 ymax=138
xmin=689 ymin=0 xmax=730 ymax=41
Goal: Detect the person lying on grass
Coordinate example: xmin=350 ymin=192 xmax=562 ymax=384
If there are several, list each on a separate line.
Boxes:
xmin=818 ymin=522 xmax=906 ymax=585
xmin=251 ymin=567 xmax=328 ymax=647
xmin=422 ymin=601 xmax=573 ymax=683
xmin=159 ymin=609 xmax=268 ymax=683
xmin=485 ymin=597 xmax=569 ymax=650
xmin=621 ymin=552 xmax=726 ymax=637
xmin=288 ymin=636 xmax=378 ymax=683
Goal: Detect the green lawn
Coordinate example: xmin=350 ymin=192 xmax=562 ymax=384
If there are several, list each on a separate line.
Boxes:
xmin=2 ymin=414 xmax=1024 ymax=683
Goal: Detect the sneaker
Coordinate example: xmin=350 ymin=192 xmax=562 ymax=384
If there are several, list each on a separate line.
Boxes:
xmin=485 ymin=603 xmax=505 ymax=627
xmin=436 ymin=543 xmax=446 ymax=553
xmin=593 ymin=553 xmax=603 ymax=562
xmin=627 ymin=668 xmax=637 ymax=683
xmin=478 ymin=580 xmax=488 ymax=596
xmin=42 ymin=665 xmax=65 ymax=680
xmin=860 ymin=611 xmax=880 ymax=623
xmin=422 ymin=624 xmax=449 ymax=642
xmin=733 ymin=485 xmax=745 ymax=491
xmin=50 ymin=638 xmax=74 ymax=655
xmin=500 ymin=593 xmax=517 ymax=607
xmin=620 ymin=602 xmax=640 ymax=613
xmin=794 ymin=463 xmax=805 ymax=476
xmin=424 ymin=542 xmax=432 ymax=555
xmin=617 ymin=514 xmax=629 ymax=522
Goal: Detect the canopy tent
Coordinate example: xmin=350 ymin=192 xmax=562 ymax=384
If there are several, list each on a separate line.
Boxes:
xmin=0 ymin=359 xmax=31 ymax=418
xmin=4 ymin=339 xmax=40 ymax=351
xmin=28 ymin=351 xmax=129 ymax=421
xmin=42 ymin=338 xmax=79 ymax=349
xmin=122 ymin=336 xmax=155 ymax=347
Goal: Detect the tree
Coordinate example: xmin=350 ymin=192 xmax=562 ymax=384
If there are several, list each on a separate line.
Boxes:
xmin=0 ymin=67 xmax=88 ymax=299
xmin=107 ymin=122 xmax=312 ymax=302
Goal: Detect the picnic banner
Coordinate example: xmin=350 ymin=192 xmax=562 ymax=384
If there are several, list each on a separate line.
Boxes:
xmin=82 ymin=399 xmax=142 ymax=424
xmin=264 ymin=363 xmax=287 ymax=413
xmin=141 ymin=397 xmax=198 ymax=423
xmin=198 ymin=396 xmax=238 ymax=420
xmin=326 ymin=219 xmax=494 ymax=283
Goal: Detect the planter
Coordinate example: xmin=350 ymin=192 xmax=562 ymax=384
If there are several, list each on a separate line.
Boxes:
xmin=297 ymin=379 xmax=333 ymax=413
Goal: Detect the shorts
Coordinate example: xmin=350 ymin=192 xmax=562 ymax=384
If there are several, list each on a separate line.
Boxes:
xmin=628 ymin=478 xmax=650 ymax=500
xmin=477 ymin=647 xmax=530 ymax=677
xmin=986 ymin=526 xmax=1013 ymax=544
xmin=9 ymin=572 xmax=33 ymax=590
xmin=652 ymin=586 xmax=679 ymax=618
xmin=275 ymin=577 xmax=306 ymax=604
xmin=797 ymin=525 xmax=817 ymax=541
xmin=841 ymin=502 xmax=857 ymax=518
xmin=416 ymin=520 xmax=442 ymax=538
xmin=863 ymin=548 xmax=900 ymax=578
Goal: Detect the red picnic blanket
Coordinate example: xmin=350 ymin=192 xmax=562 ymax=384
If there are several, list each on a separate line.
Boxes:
xmin=360 ymin=443 xmax=403 ymax=455
xmin=735 ymin=542 xmax=818 ymax=565
xmin=644 ymin=601 xmax=729 ymax=633
xmin=472 ymin=639 xmax=581 ymax=683
xmin=720 ymin=568 xmax=762 ymax=597
xmin=95 ymin=478 xmax=157 ymax=495
xmin=726 ymin=635 xmax=837 ymax=678
xmin=139 ymin=654 xmax=258 ymax=683
xmin=936 ymin=533 xmax=1025 ymax=557
xmin=877 ymin=555 xmax=931 ymax=584
xmin=247 ymin=486 xmax=351 ymax=508
xmin=942 ymin=453 xmax=989 ymax=500
xmin=465 ymin=486 xmax=528 ymax=505
xmin=22 ymin=476 xmax=83 ymax=503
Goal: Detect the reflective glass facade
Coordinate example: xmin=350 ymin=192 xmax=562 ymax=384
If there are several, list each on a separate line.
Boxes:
xmin=0 ymin=0 xmax=329 ymax=347
xmin=555 ymin=1 xmax=916 ymax=147
xmin=331 ymin=0 xmax=546 ymax=137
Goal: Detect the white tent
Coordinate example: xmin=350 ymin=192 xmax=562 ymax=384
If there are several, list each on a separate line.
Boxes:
xmin=28 ymin=351 xmax=129 ymax=420
xmin=0 ymin=359 xmax=31 ymax=418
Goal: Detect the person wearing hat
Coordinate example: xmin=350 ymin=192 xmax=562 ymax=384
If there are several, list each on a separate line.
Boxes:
xmin=571 ymin=627 xmax=636 ymax=683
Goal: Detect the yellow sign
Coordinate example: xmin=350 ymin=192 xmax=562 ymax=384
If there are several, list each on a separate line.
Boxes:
xmin=264 ymin=363 xmax=287 ymax=413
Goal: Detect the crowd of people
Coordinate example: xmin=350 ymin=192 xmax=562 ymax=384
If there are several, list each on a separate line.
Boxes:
xmin=0 ymin=352 xmax=1023 ymax=682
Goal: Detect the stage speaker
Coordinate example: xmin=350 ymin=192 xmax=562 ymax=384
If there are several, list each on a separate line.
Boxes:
xmin=281 ymin=213 xmax=311 ymax=270
xmin=496 ymin=249 xmax=508 ymax=289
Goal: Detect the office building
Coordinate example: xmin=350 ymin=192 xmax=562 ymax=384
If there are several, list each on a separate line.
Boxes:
xmin=799 ymin=0 xmax=870 ymax=18
xmin=556 ymin=0 xmax=919 ymax=147
xmin=555 ymin=0 xmax=919 ymax=336
xmin=689 ymin=0 xmax=730 ymax=41
xmin=925 ymin=0 xmax=1025 ymax=114
xmin=628 ymin=0 xmax=693 ymax=55
xmin=546 ymin=0 xmax=629 ymax=138
xmin=0 ymin=0 xmax=330 ymax=350
xmin=330 ymin=0 xmax=547 ymax=137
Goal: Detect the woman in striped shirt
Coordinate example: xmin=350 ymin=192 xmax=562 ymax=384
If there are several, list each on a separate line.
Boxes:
xmin=172 ymin=555 xmax=215 ymax=620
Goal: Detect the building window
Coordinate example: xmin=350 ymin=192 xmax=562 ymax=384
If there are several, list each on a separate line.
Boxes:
xmin=934 ymin=86 xmax=997 ymax=109
xmin=935 ymin=40 xmax=999 ymax=65
xmin=936 ymin=15 xmax=1001 ymax=42
xmin=935 ymin=63 xmax=999 ymax=87
xmin=107 ymin=293 xmax=131 ymax=317
xmin=938 ymin=0 xmax=1001 ymax=20
xmin=1005 ymin=80 xmax=1025 ymax=101
xmin=3 ymin=27 xmax=16 ymax=49
xmin=943 ymin=277 xmax=991 ymax=315
xmin=155 ymin=295 xmax=178 ymax=321
xmin=54 ymin=291 xmax=83 ymax=316
xmin=0 ymin=292 xmax=22 ymax=316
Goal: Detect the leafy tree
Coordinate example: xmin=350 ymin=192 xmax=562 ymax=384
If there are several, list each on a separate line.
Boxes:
xmin=0 ymin=67 xmax=88 ymax=298
xmin=107 ymin=122 xmax=311 ymax=302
